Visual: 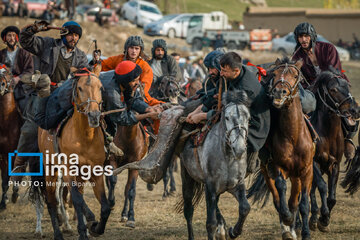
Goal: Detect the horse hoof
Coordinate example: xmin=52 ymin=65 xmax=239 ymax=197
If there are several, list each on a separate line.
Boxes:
xmin=34 ymin=231 xmax=44 ymax=238
xmin=228 ymin=227 xmax=236 ymax=239
xmin=147 ymin=183 xmax=154 ymax=191
xmin=169 ymin=190 xmax=176 ymax=196
xmin=109 ymin=200 xmax=115 ymax=210
xmin=11 ymin=192 xmax=19 ymax=203
xmin=317 ymin=220 xmax=330 ymax=232
xmin=282 ymin=232 xmax=294 ymax=240
xmin=120 ymin=216 xmax=128 ymax=222
xmin=0 ymin=203 xmax=6 ymax=211
xmin=302 ymin=236 xmax=311 ymax=240
xmin=125 ymin=220 xmax=135 ymax=229
xmin=86 ymin=221 xmax=101 ymax=237
xmin=309 ymin=220 xmax=317 ymax=231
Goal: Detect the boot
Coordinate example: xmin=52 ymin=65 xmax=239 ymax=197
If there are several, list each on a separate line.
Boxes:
xmin=10 ymin=156 xmax=28 ymax=183
xmin=20 ymin=71 xmax=51 ymax=98
xmin=344 ymin=138 xmax=356 ymax=159
xmin=246 ymin=151 xmax=259 ymax=174
xmin=174 ymin=129 xmax=190 ymax=157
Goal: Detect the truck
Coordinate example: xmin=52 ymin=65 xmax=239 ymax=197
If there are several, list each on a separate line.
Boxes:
xmin=186 ymin=11 xmax=250 ymax=51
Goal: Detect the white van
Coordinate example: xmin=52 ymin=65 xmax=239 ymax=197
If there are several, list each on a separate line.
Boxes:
xmin=144 ymin=13 xmax=198 ymax=38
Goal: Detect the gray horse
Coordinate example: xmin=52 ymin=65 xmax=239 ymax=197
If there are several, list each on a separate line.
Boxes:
xmin=178 ymin=90 xmax=251 ymax=240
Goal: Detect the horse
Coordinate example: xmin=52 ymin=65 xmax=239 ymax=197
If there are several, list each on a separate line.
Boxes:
xmin=309 ymin=67 xmax=359 ymax=232
xmin=184 ymin=77 xmax=202 ymax=99
xmin=248 ymin=58 xmax=314 ymax=240
xmin=106 ymin=121 xmax=149 ymax=228
xmin=37 ymin=66 xmax=111 ymax=240
xmin=0 ymin=65 xmax=21 ymax=210
xmin=178 ymin=90 xmax=251 ymax=240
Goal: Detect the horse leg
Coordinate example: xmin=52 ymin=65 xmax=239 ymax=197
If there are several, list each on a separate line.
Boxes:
xmin=106 ymin=175 xmax=117 ymax=209
xmin=313 ymin=163 xmax=330 ymax=231
xmin=309 ymin=172 xmax=319 ymax=231
xmin=125 ymin=170 xmax=138 ymax=228
xmin=59 ymin=184 xmax=72 ymax=233
xmin=70 ymin=183 xmax=89 ymax=240
xmin=46 ymin=182 xmax=64 ymax=240
xmin=9 ymin=155 xmax=19 ymax=203
xmin=228 ymin=183 xmax=250 ymax=239
xmin=162 ymin=165 xmax=170 ymax=199
xmin=169 ymin=157 xmax=177 ymax=193
xmin=34 ymin=196 xmax=44 ymax=238
xmin=181 ymin=163 xmax=196 ymax=240
xmin=205 ymin=183 xmax=217 ymax=240
xmin=299 ymin=177 xmax=312 ymax=240
xmin=0 ymin=159 xmax=9 ymax=210
xmin=215 ymin=196 xmax=227 ymax=240
xmin=276 ymin=174 xmax=293 ymax=226
xmin=88 ymin=176 xmax=111 ymax=236
xmin=285 ymin=177 xmax=301 ymax=240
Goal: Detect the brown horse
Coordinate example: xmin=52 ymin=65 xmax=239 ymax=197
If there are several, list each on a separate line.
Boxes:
xmin=248 ymin=58 xmax=314 ymax=240
xmin=106 ymin=122 xmax=148 ymax=228
xmin=0 ymin=65 xmax=22 ymax=210
xmin=309 ymin=68 xmax=359 ymax=232
xmin=38 ymin=66 xmax=111 ymax=240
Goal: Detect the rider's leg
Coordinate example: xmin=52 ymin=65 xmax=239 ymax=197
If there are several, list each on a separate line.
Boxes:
xmin=299 ymin=84 xmax=316 ymax=114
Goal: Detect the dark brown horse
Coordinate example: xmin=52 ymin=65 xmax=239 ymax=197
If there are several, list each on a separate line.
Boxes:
xmin=248 ymin=58 xmax=314 ymax=240
xmin=309 ymin=68 xmax=359 ymax=232
xmin=0 ymin=65 xmax=22 ymax=210
xmin=106 ymin=122 xmax=148 ymax=228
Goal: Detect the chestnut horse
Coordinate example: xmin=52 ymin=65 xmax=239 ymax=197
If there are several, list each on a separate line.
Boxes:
xmin=248 ymin=58 xmax=314 ymax=240
xmin=0 ymin=65 xmax=21 ymax=210
xmin=309 ymin=68 xmax=359 ymax=232
xmin=38 ymin=66 xmax=111 ymax=240
xmin=106 ymin=122 xmax=148 ymax=228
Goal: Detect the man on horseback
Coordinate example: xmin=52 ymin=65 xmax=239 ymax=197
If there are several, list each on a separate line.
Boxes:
xmin=0 ymin=26 xmax=34 ymax=112
xmin=11 ymin=20 xmax=89 ymax=180
xmin=93 ymin=35 xmax=163 ymax=107
xmin=148 ymin=39 xmax=183 ymax=83
xmin=292 ymin=22 xmax=358 ymax=160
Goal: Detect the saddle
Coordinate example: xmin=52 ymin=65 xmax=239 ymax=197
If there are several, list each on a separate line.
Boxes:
xmin=190 ymin=111 xmax=221 ymax=147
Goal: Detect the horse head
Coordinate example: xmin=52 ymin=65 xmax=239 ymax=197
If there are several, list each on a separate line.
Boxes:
xmin=0 ymin=64 xmax=12 ymax=96
xmin=314 ymin=67 xmax=360 ymax=125
xmin=71 ymin=64 xmax=103 ymax=128
xmin=157 ymin=75 xmax=182 ymax=104
xmin=222 ymin=90 xmax=250 ymax=158
xmin=266 ymin=57 xmax=303 ymax=108
xmin=186 ymin=78 xmax=202 ymax=98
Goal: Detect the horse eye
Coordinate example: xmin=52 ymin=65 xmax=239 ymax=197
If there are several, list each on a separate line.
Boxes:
xmin=78 ymin=86 xmax=83 ymax=92
xmin=330 ymin=88 xmax=338 ymax=93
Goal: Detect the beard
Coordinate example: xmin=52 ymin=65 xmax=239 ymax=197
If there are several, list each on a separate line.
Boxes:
xmin=6 ymin=41 xmax=16 ymax=50
xmin=155 ymin=54 xmax=164 ymax=60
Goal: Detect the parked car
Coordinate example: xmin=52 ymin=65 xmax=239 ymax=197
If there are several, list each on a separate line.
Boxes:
xmin=144 ymin=13 xmax=194 ymax=38
xmin=85 ymin=7 xmax=119 ymax=25
xmin=2 ymin=0 xmax=47 ymax=18
xmin=272 ymin=32 xmax=350 ymax=62
xmin=121 ymin=0 xmax=162 ymax=27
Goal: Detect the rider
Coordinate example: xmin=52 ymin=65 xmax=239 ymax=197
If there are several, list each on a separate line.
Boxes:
xmin=93 ymin=35 xmax=162 ymax=107
xmin=102 ymin=61 xmax=160 ymax=132
xmin=292 ymin=22 xmax=358 ymax=160
xmin=148 ymin=38 xmax=183 ymax=83
xmin=11 ymin=20 xmax=89 ymax=180
xmin=0 ymin=26 xmax=34 ymax=111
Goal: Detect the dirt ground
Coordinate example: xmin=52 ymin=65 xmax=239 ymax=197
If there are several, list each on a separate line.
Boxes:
xmin=1 ymin=17 xmax=360 ymax=240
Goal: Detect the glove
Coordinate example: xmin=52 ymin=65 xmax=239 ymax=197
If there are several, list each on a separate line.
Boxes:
xmin=32 ymin=20 xmax=50 ymax=33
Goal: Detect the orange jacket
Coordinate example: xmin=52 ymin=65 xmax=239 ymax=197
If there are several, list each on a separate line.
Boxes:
xmin=100 ymin=54 xmax=162 ymax=106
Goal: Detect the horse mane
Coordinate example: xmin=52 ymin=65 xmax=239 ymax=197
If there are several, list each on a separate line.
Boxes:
xmin=223 ymin=90 xmax=250 ymax=108
xmin=313 ymin=66 xmax=348 ymax=92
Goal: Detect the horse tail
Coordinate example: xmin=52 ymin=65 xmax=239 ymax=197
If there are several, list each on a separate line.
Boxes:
xmin=341 ymin=147 xmax=360 ymax=195
xmin=247 ymin=169 xmax=270 ymax=208
xmin=175 ymin=181 xmax=204 ymax=214
xmin=26 ymin=156 xmax=46 ymax=204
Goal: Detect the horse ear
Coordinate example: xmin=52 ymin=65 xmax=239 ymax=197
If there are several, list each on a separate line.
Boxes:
xmin=275 ymin=58 xmax=281 ymax=66
xmin=295 ymin=59 xmax=303 ymax=69
xmin=92 ymin=64 xmax=102 ymax=77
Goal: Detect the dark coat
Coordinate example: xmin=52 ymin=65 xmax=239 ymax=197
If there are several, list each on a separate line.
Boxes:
xmin=292 ymin=41 xmax=348 ymax=88
xmin=0 ymin=47 xmax=34 ymax=77
xmin=203 ymin=66 xmax=271 ymax=152
xmin=19 ymin=26 xmax=89 ymax=79
xmin=148 ymin=55 xmax=183 ymax=83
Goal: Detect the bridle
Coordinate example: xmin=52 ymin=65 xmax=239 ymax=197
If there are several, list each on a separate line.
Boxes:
xmin=0 ymin=66 xmax=13 ymax=96
xmin=157 ymin=76 xmax=181 ymax=101
xmin=268 ymin=63 xmax=303 ymax=105
xmin=317 ymin=75 xmax=354 ymax=118
xmin=223 ymin=102 xmax=248 ymax=148
xmin=71 ymin=68 xmax=102 ymax=115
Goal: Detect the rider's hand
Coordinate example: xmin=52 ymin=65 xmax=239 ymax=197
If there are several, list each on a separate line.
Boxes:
xmin=32 ymin=20 xmax=50 ymax=33
xmin=13 ymin=76 xmax=20 ymax=85
xmin=147 ymin=111 xmax=160 ymax=120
